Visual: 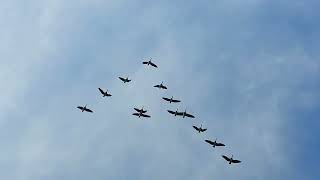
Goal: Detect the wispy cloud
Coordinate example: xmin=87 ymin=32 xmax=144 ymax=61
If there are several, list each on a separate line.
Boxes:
xmin=0 ymin=0 xmax=319 ymax=180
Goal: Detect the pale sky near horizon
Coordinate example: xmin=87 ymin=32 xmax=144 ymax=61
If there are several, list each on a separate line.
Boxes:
xmin=0 ymin=1 xmax=319 ymax=180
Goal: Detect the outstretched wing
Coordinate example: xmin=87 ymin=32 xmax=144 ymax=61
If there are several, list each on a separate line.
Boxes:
xmin=142 ymin=61 xmax=148 ymax=64
xmin=134 ymin=108 xmax=140 ymax=112
xmin=127 ymin=79 xmax=131 ymax=82
xmin=201 ymin=128 xmax=207 ymax=132
xmin=172 ymin=99 xmax=181 ymax=103
xmin=132 ymin=113 xmax=140 ymax=116
xmin=162 ymin=97 xmax=170 ymax=102
xmin=185 ymin=113 xmax=195 ymax=118
xmin=98 ymin=88 xmax=105 ymax=95
xmin=150 ymin=62 xmax=158 ymax=68
xmin=106 ymin=93 xmax=112 ymax=97
xmin=205 ymin=140 xmax=214 ymax=145
xmin=85 ymin=108 xmax=93 ymax=113
xmin=168 ymin=110 xmax=176 ymax=115
xmin=193 ymin=126 xmax=200 ymax=131
xmin=161 ymin=85 xmax=167 ymax=89
xmin=141 ymin=114 xmax=151 ymax=118
xmin=154 ymin=85 xmax=160 ymax=88
xmin=77 ymin=106 xmax=84 ymax=110
xmin=222 ymin=155 xmax=230 ymax=162
xmin=232 ymin=159 xmax=241 ymax=163
xmin=119 ymin=77 xmax=125 ymax=82
xmin=134 ymin=108 xmax=147 ymax=113
xmin=216 ymin=142 xmax=225 ymax=146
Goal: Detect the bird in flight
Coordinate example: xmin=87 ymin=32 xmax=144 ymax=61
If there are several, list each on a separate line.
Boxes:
xmin=180 ymin=109 xmax=195 ymax=118
xmin=143 ymin=58 xmax=158 ymax=68
xmin=134 ymin=106 xmax=147 ymax=114
xmin=167 ymin=109 xmax=183 ymax=116
xmin=154 ymin=82 xmax=167 ymax=89
xmin=205 ymin=139 xmax=225 ymax=148
xmin=222 ymin=155 xmax=241 ymax=164
xmin=132 ymin=112 xmax=151 ymax=118
xmin=98 ymin=88 xmax=112 ymax=97
xmin=77 ymin=105 xmax=93 ymax=113
xmin=193 ymin=124 xmax=207 ymax=133
xmin=168 ymin=109 xmax=195 ymax=118
xmin=119 ymin=76 xmax=131 ymax=83
xmin=162 ymin=96 xmax=180 ymax=103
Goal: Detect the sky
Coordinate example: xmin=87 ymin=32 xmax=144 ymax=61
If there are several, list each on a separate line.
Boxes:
xmin=0 ymin=0 xmax=320 ymax=179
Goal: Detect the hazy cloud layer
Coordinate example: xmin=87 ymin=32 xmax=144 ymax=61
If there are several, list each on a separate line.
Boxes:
xmin=1 ymin=0 xmax=319 ymax=180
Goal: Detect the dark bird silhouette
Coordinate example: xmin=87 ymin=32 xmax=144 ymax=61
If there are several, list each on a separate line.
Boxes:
xmin=98 ymin=88 xmax=112 ymax=97
xmin=180 ymin=109 xmax=195 ymax=118
xmin=154 ymin=82 xmax=167 ymax=89
xmin=119 ymin=76 xmax=131 ymax=83
xmin=143 ymin=58 xmax=158 ymax=68
xmin=134 ymin=106 xmax=147 ymax=113
xmin=205 ymin=139 xmax=225 ymax=148
xmin=132 ymin=111 xmax=151 ymax=118
xmin=162 ymin=96 xmax=180 ymax=103
xmin=193 ymin=124 xmax=207 ymax=133
xmin=77 ymin=105 xmax=93 ymax=113
xmin=222 ymin=155 xmax=241 ymax=164
xmin=168 ymin=109 xmax=183 ymax=116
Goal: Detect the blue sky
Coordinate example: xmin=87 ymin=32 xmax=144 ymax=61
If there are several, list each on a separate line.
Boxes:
xmin=0 ymin=0 xmax=319 ymax=179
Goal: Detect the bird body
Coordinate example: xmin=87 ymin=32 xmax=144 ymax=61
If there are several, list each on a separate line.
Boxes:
xmin=154 ymin=82 xmax=167 ymax=89
xmin=162 ymin=96 xmax=180 ymax=103
xmin=205 ymin=139 xmax=225 ymax=148
xmin=168 ymin=109 xmax=194 ymax=118
xmin=98 ymin=88 xmax=112 ymax=97
xmin=222 ymin=155 xmax=241 ymax=164
xmin=143 ymin=58 xmax=158 ymax=68
xmin=132 ymin=107 xmax=150 ymax=118
xmin=168 ymin=109 xmax=183 ymax=116
xmin=119 ymin=76 xmax=131 ymax=83
xmin=134 ymin=107 xmax=147 ymax=113
xmin=193 ymin=124 xmax=207 ymax=133
xmin=77 ymin=105 xmax=93 ymax=113
xmin=182 ymin=109 xmax=195 ymax=118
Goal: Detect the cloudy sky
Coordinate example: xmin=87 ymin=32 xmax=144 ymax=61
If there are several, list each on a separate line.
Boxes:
xmin=1 ymin=0 xmax=319 ymax=179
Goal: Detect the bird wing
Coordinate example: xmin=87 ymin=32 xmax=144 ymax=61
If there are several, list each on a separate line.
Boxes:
xmin=172 ymin=99 xmax=181 ymax=103
xmin=185 ymin=113 xmax=195 ymax=118
xmin=193 ymin=126 xmax=200 ymax=131
xmin=167 ymin=110 xmax=175 ymax=115
xmin=154 ymin=85 xmax=160 ymax=88
xmin=132 ymin=113 xmax=140 ymax=116
xmin=205 ymin=140 xmax=214 ymax=145
xmin=222 ymin=155 xmax=230 ymax=162
xmin=98 ymin=88 xmax=105 ymax=95
xmin=161 ymin=85 xmax=167 ymax=89
xmin=150 ymin=62 xmax=158 ymax=68
xmin=127 ymin=79 xmax=131 ymax=82
xmin=134 ymin=108 xmax=140 ymax=112
xmin=134 ymin=108 xmax=147 ymax=113
xmin=106 ymin=93 xmax=112 ymax=97
xmin=77 ymin=106 xmax=84 ymax=110
xmin=85 ymin=108 xmax=93 ymax=113
xmin=216 ymin=143 xmax=225 ymax=146
xmin=119 ymin=77 xmax=125 ymax=82
xmin=141 ymin=114 xmax=151 ymax=118
xmin=201 ymin=128 xmax=207 ymax=132
xmin=142 ymin=61 xmax=148 ymax=64
xmin=162 ymin=97 xmax=170 ymax=101
xmin=232 ymin=159 xmax=241 ymax=163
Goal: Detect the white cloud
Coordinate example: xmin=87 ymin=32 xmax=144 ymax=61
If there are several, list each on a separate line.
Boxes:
xmin=0 ymin=0 xmax=318 ymax=180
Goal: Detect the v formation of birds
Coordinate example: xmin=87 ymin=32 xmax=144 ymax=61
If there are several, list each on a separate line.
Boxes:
xmin=77 ymin=59 xmax=241 ymax=165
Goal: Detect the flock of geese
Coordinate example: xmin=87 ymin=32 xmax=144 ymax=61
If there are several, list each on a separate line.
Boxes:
xmin=77 ymin=58 xmax=241 ymax=165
